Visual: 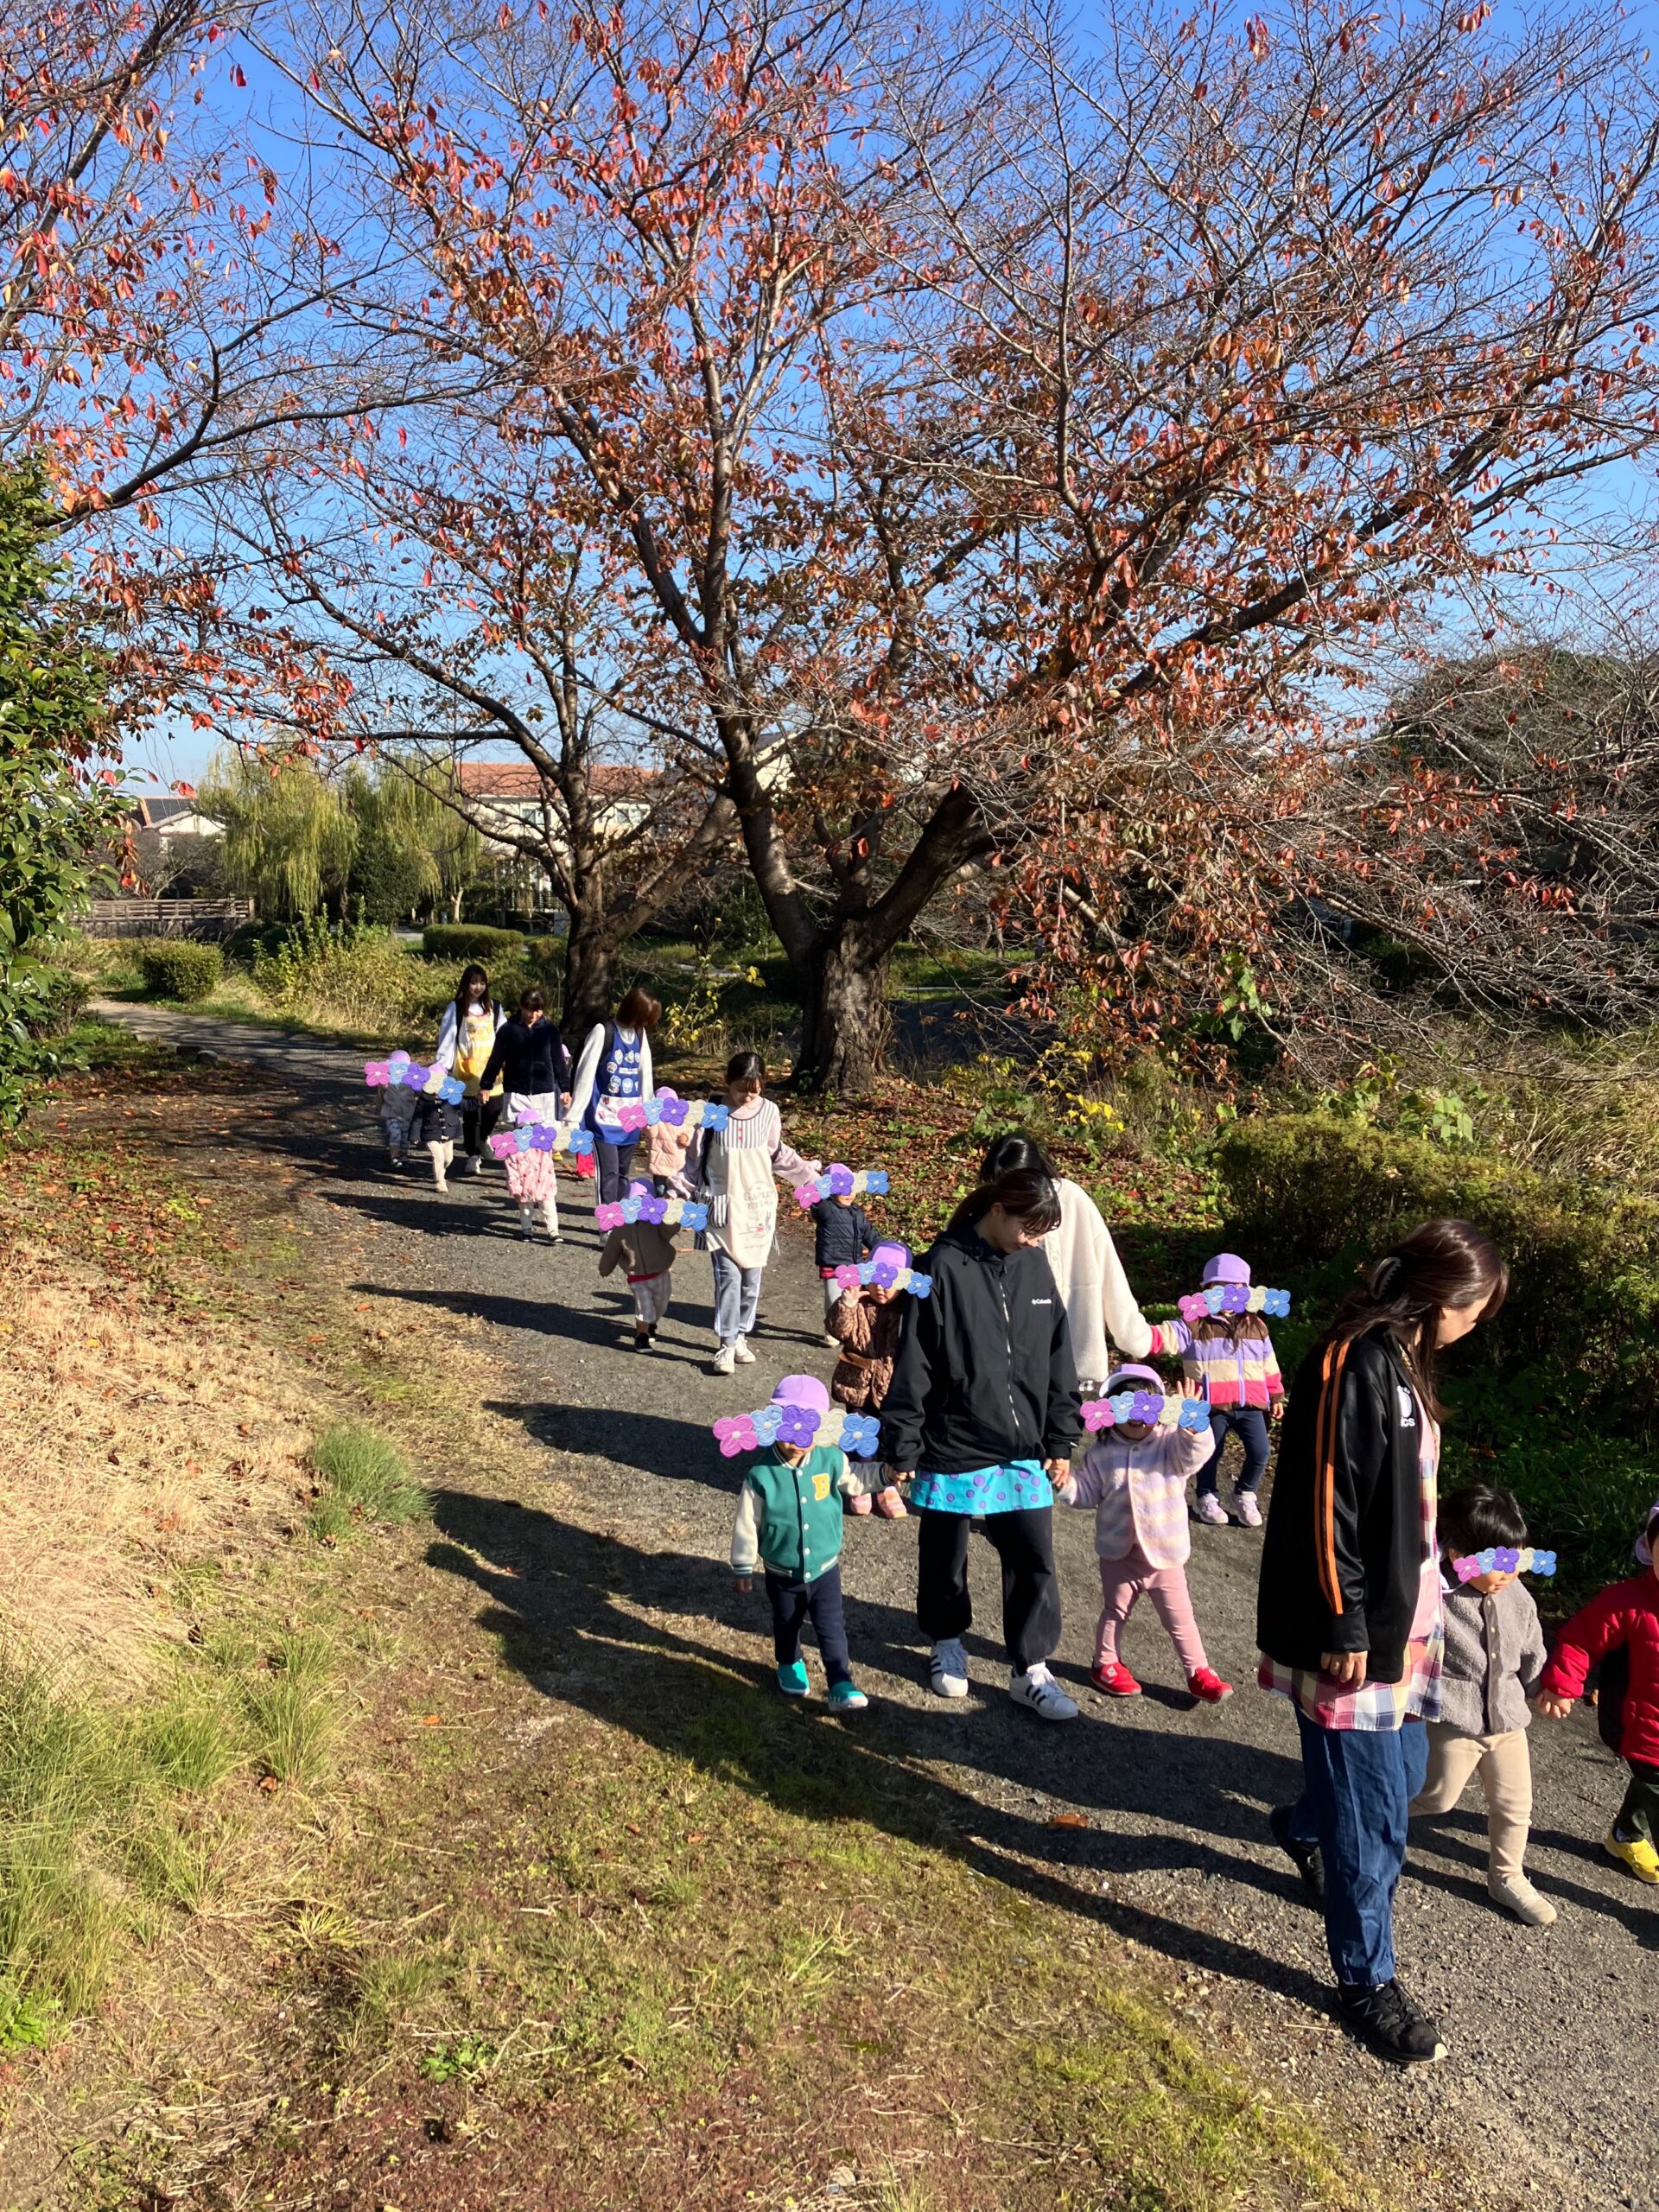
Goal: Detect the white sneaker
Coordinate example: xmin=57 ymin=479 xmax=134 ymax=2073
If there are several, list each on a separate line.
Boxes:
xmin=1193 ymin=1492 xmax=1230 ymax=1525
xmin=1008 ymin=1664 xmax=1077 ymax=1722
xmin=1231 ymin=1488 xmax=1262 ymax=1528
xmin=712 ymin=1344 xmax=736 ymax=1376
xmin=462 ymin=1154 xmax=483 ymax=1176
xmin=733 ymin=1337 xmax=756 ymax=1365
xmin=929 ymin=1638 xmax=969 ymax=1699
xmin=1490 ymin=1873 xmax=1556 ymax=1927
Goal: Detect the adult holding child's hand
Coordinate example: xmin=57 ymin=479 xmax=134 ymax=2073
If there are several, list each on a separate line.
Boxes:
xmin=1256 ymin=1218 xmax=1509 ymax=2068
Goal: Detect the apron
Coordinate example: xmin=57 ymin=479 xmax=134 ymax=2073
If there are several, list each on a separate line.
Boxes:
xmin=588 ymin=1024 xmax=643 ymax=1138
xmin=453 ymin=1007 xmax=497 ymax=1097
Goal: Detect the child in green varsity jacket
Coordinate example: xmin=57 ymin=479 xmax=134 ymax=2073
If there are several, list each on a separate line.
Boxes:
xmin=730 ymin=1374 xmax=872 ymax=1709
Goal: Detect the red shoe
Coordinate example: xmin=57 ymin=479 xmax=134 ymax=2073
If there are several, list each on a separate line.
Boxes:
xmin=1090 ymin=1662 xmax=1141 ymax=1697
xmin=1187 ymin=1668 xmax=1233 ymax=1704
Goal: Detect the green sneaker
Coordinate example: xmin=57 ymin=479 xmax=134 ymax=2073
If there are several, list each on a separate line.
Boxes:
xmin=829 ymin=1680 xmax=868 ymax=1712
xmin=776 ymin=1661 xmax=810 ymax=1697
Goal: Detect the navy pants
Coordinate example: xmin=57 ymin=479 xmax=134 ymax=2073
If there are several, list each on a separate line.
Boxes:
xmin=1286 ymin=1710 xmax=1429 ymax=1986
xmin=766 ymin=1564 xmax=851 ymax=1685
xmin=594 ymin=1135 xmax=639 ymax=1204
xmin=1196 ymin=1407 xmax=1270 ymax=1497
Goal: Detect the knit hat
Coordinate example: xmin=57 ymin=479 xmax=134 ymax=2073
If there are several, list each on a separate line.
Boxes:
xmin=628 ymin=1178 xmax=654 ymax=1198
xmin=1201 ymin=1252 xmax=1251 ymax=1287
xmin=869 ymin=1239 xmax=912 ymax=1273
xmin=771 ymin=1373 xmax=830 ymax=1414
xmin=1103 ymin=1363 xmax=1164 ymax=1395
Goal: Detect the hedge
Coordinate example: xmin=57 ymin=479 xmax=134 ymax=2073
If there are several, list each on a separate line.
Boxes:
xmin=1216 ymin=1112 xmax=1659 ymax=1600
xmin=421 ymin=925 xmax=524 ymax=963
xmin=137 ymin=938 xmax=223 ymax=1003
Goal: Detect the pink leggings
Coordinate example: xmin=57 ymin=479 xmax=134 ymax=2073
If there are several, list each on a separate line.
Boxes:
xmin=1096 ymin=1546 xmax=1208 ymax=1675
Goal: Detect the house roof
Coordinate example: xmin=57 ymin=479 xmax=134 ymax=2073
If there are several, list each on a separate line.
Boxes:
xmin=454 ymin=760 xmax=657 ymax=800
xmin=135 ymin=796 xmax=201 ymax=827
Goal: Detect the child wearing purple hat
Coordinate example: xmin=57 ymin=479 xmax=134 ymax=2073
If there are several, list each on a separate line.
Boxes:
xmin=729 ymin=1374 xmax=873 ymax=1708
xmin=1058 ymin=1365 xmax=1233 ymax=1703
xmin=829 ymin=1238 xmax=913 ymax=1520
xmin=1150 ymin=1252 xmax=1285 ymax=1528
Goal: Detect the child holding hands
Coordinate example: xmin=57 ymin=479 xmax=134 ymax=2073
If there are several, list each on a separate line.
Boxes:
xmin=829 ymin=1237 xmax=912 ymax=1521
xmin=597 ymin=1179 xmax=678 ymax=1349
xmin=730 ymin=1375 xmax=872 ymax=1709
xmin=1409 ymin=1483 xmax=1554 ymax=1926
xmin=1058 ymin=1364 xmax=1232 ymax=1704
xmin=1535 ymin=1499 xmax=1659 ymax=1885
xmin=1149 ymin=1252 xmax=1285 ymax=1527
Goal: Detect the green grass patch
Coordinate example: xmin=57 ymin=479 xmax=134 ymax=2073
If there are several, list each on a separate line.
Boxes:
xmin=308 ymin=1420 xmax=426 ymax=1535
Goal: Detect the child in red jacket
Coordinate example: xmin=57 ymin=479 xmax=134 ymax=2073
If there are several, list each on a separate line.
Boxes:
xmin=1536 ymin=1502 xmax=1659 ymax=1886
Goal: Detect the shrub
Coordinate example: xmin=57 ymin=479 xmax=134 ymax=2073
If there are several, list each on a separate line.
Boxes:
xmin=15 ymin=959 xmax=88 ymax=1039
xmin=421 ymin=924 xmax=525 ymax=963
xmin=137 ymin=938 xmax=223 ymax=1003
xmin=309 ymin=1421 xmax=425 ymax=1529
xmin=252 ymin=917 xmax=437 ymax=1035
xmin=1216 ymin=1111 xmax=1659 ymax=1599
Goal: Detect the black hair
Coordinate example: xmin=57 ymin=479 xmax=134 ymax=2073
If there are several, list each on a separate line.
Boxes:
xmin=454 ymin=963 xmax=492 ymax=1020
xmin=518 ymin=984 xmax=546 ymax=1015
xmin=725 ymin=1049 xmax=766 ymax=1088
xmin=979 ymin=1131 xmax=1057 ymax=1184
xmin=945 ymin=1166 xmax=1062 ymax=1239
xmin=1438 ymin=1482 xmax=1529 ymax=1558
xmin=1320 ymin=1217 xmax=1508 ymax=1420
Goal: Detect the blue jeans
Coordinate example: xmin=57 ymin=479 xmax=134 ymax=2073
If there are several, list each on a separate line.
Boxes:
xmin=766 ymin=1564 xmax=851 ymax=1685
xmin=1287 ymin=1710 xmax=1429 ymax=1986
xmin=711 ymin=1249 xmax=763 ymax=1345
xmin=1196 ymin=1408 xmax=1270 ymax=1497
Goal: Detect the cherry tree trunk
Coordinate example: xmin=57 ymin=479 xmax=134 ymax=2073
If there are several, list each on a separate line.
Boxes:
xmin=794 ymin=930 xmax=893 ymax=1095
xmin=562 ymin=916 xmax=617 ymax=1039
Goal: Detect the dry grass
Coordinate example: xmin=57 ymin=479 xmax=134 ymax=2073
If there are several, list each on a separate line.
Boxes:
xmin=0 ymin=1243 xmax=314 ymax=1688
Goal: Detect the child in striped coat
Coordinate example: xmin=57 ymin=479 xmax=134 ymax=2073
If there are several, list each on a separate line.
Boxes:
xmin=1149 ymin=1252 xmax=1285 ymax=1529
xmin=1058 ymin=1364 xmax=1231 ymax=1704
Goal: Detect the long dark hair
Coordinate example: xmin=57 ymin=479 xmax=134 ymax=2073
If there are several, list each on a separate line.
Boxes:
xmin=946 ymin=1166 xmax=1062 ymax=1240
xmin=979 ymin=1131 xmax=1057 ymax=1184
xmin=454 ymin=963 xmax=491 ymax=1020
xmin=1321 ymin=1217 xmax=1508 ymax=1418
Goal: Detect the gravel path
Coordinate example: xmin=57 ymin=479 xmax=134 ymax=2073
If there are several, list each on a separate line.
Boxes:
xmin=99 ymin=1003 xmax=1659 ymax=2211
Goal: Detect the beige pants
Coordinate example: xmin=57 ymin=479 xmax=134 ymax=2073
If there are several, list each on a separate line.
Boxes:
xmin=426 ymin=1139 xmax=454 ymax=1191
xmin=1414 ymin=1723 xmax=1532 ymax=1882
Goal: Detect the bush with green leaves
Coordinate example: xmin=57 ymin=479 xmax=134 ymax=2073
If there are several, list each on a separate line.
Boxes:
xmin=421 ymin=923 xmax=525 ymax=963
xmin=137 ymin=939 xmax=223 ymax=1003
xmin=0 ymin=467 xmax=124 ymax=1129
xmin=1216 ymin=1111 xmax=1659 ymax=1599
xmin=252 ymin=916 xmax=442 ymax=1035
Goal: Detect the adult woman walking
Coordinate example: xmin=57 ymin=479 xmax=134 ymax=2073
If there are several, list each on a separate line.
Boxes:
xmin=566 ymin=986 xmax=662 ymax=1203
xmin=979 ymin=1133 xmax=1153 ymax=1385
xmin=688 ymin=1050 xmax=818 ymax=1375
xmin=881 ymin=1166 xmax=1083 ymax=1721
xmin=1258 ymin=1217 xmax=1508 ymax=2065
xmin=433 ymin=963 xmax=505 ymax=1175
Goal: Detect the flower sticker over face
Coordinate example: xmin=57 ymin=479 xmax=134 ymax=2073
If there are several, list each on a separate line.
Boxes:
xmin=1178 ymin=1282 xmax=1291 ymax=1325
xmin=1083 ymin=1391 xmax=1211 ymax=1435
xmin=1452 ymin=1546 xmax=1556 ymax=1582
xmin=593 ymin=1195 xmax=709 ymax=1232
xmin=831 ymin=1260 xmax=931 ymax=1296
xmin=709 ymin=1406 xmax=882 ymax=1457
xmin=793 ymin=1166 xmax=889 ymax=1210
xmin=365 ymin=1054 xmax=464 ymax=1104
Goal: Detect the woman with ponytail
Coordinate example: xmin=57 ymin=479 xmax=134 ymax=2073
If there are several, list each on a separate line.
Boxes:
xmin=1258 ymin=1219 xmax=1508 ymax=2066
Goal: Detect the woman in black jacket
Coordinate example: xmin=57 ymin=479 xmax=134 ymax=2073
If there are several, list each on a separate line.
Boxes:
xmin=881 ymin=1169 xmax=1082 ymax=1721
xmin=1258 ymin=1217 xmax=1507 ymax=2066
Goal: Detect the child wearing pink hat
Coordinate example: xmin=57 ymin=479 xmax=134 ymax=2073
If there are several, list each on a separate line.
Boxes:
xmin=729 ymin=1374 xmax=873 ymax=1708
xmin=829 ymin=1238 xmax=912 ymax=1520
xmin=1057 ymin=1364 xmax=1233 ymax=1703
xmin=1149 ymin=1252 xmax=1285 ymax=1528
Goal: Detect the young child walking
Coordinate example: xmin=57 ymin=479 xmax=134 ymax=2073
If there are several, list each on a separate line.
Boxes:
xmin=829 ymin=1236 xmax=912 ymax=1520
xmin=1536 ymin=1499 xmax=1659 ymax=1885
xmin=407 ymin=1084 xmax=465 ymax=1194
xmin=1058 ymin=1364 xmax=1232 ymax=1703
xmin=688 ymin=1051 xmax=818 ymax=1376
xmin=597 ymin=1181 xmax=678 ymax=1348
xmin=729 ymin=1375 xmax=872 ymax=1709
xmin=1150 ymin=1253 xmax=1285 ymax=1527
xmin=810 ymin=1185 xmax=878 ymax=1342
xmin=1409 ymin=1483 xmax=1554 ymax=1925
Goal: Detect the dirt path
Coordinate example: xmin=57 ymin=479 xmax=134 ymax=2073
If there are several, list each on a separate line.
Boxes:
xmin=97 ymin=1003 xmax=1659 ymax=2212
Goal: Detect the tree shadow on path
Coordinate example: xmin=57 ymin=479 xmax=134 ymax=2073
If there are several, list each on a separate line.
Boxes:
xmin=425 ymin=1486 xmax=1336 ymax=2016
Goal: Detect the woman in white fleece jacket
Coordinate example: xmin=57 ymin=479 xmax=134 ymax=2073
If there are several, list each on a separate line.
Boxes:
xmin=979 ymin=1134 xmax=1152 ymax=1385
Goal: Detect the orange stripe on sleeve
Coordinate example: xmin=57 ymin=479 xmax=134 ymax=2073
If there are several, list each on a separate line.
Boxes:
xmin=1313 ymin=1340 xmax=1349 ymax=1617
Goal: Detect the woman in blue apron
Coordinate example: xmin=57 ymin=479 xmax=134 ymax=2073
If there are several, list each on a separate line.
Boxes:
xmin=567 ymin=986 xmax=662 ymax=1203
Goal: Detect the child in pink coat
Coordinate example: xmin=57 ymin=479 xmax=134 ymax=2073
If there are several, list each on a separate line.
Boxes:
xmin=1058 ymin=1363 xmax=1232 ymax=1705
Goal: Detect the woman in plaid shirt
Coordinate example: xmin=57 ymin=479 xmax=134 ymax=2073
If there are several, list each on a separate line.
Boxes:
xmin=1257 ymin=1219 xmax=1508 ymax=2068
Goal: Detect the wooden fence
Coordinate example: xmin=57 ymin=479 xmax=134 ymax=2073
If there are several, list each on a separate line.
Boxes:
xmin=83 ymin=898 xmax=254 ymax=940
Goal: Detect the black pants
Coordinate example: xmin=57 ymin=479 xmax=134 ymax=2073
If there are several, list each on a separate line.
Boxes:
xmin=461 ymin=1095 xmax=503 ymax=1160
xmin=594 ymin=1135 xmax=639 ymax=1204
xmin=766 ymin=1564 xmax=851 ymax=1685
xmin=916 ymin=1505 xmax=1060 ymax=1675
xmin=1616 ymin=1758 xmax=1659 ymax=1845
